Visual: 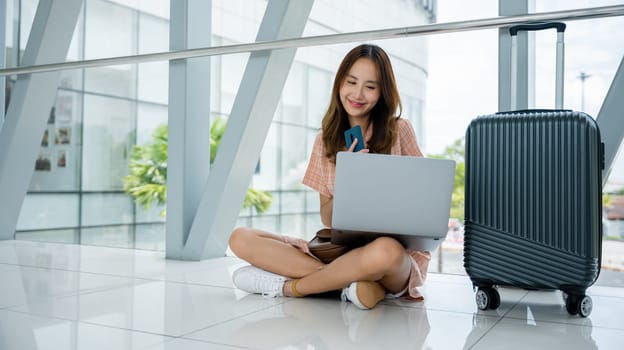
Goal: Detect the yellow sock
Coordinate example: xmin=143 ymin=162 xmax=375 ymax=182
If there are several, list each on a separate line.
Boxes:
xmin=289 ymin=279 xmax=304 ymax=297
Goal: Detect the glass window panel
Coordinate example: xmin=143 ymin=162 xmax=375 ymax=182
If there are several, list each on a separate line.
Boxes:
xmin=5 ymin=0 xmax=15 ymax=49
xmin=137 ymin=62 xmax=168 ymax=104
xmin=18 ymin=0 xmax=37 ymax=53
xmin=281 ymin=63 xmax=304 ymax=125
xmin=305 ymin=214 xmax=323 ymax=241
xmin=136 ymin=103 xmax=167 ymax=146
xmin=306 ymin=129 xmax=318 ymax=165
xmin=84 ymin=1 xmax=137 ymax=97
xmin=239 ymin=205 xmax=252 ymax=218
xmin=605 ymin=147 xmax=624 ymax=243
xmin=212 ymin=0 xmax=266 ymax=43
xmin=16 ymin=194 xmax=79 ymax=231
xmin=211 ymin=69 xmax=221 ymax=115
xmin=219 ymin=52 xmax=248 ymax=114
xmin=82 ymin=94 xmax=135 ymax=191
xmin=252 ymin=122 xmax=278 ymax=191
xmin=134 ymin=223 xmax=165 ymax=251
xmin=211 ymin=36 xmax=223 ymax=114
xmin=138 ymin=1 xmax=169 ymax=19
xmin=280 ymin=191 xmax=304 ymax=215
xmin=59 ymin=68 xmax=85 ymax=91
xmin=30 ymin=90 xmax=83 ymax=192
xmin=135 ymin=203 xmax=166 ymax=224
xmin=137 ymin=14 xmax=168 ymax=103
xmin=84 ymin=65 xmax=138 ymax=99
xmin=280 ymin=124 xmax=307 ymax=190
xmin=306 ymin=66 xmax=332 ymax=128
xmin=85 ymin=0 xmax=137 ymax=59
xmin=235 ymin=217 xmax=251 ymax=228
xmin=402 ymin=97 xmax=425 ymax=150
xmin=15 ymin=229 xmax=78 ymax=245
xmin=138 ymin=13 xmax=168 ymax=54
xmin=80 ymin=225 xmax=132 ymax=249
xmin=247 ymin=190 xmax=279 ymax=217
xmin=108 ymin=0 xmax=169 ymax=18
xmin=305 ymin=191 xmax=320 ymax=214
xmin=280 ymin=214 xmax=305 ymax=238
xmin=81 ymin=193 xmax=134 ymax=226
xmin=60 ymin=12 xmax=84 ymax=89
xmin=250 ymin=215 xmax=278 ymax=235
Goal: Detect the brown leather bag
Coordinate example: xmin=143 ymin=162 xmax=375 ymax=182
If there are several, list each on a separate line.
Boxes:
xmin=308 ymin=228 xmax=351 ymax=264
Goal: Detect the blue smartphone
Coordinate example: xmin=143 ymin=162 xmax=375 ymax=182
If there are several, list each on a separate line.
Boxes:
xmin=344 ymin=125 xmax=364 ymax=152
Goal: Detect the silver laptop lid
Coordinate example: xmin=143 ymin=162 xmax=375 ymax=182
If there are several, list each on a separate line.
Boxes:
xmin=332 ymin=152 xmax=456 ymax=238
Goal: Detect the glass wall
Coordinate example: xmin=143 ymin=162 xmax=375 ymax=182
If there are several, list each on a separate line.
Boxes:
xmin=10 ymin=0 xmax=431 ymax=252
xmin=12 ymin=0 xmax=171 ymax=249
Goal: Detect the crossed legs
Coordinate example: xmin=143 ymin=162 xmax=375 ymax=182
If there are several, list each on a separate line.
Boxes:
xmin=229 ymin=227 xmax=412 ymax=296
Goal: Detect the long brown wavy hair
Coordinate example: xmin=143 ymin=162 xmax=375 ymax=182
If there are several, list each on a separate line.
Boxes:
xmin=321 ymin=44 xmax=402 ymax=163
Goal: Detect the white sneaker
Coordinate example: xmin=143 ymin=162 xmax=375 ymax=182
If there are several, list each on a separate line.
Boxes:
xmin=232 ymin=265 xmax=286 ymax=297
xmin=341 ymin=281 xmax=386 ymax=310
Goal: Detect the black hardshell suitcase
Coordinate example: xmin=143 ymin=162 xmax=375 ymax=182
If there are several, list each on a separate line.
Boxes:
xmin=464 ymin=22 xmax=604 ymax=317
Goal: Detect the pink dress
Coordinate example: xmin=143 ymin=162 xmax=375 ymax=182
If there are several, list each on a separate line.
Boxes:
xmin=302 ymin=118 xmax=431 ymax=300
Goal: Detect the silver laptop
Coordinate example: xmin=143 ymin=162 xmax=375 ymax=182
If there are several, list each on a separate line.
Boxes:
xmin=331 ymin=152 xmax=456 ymax=251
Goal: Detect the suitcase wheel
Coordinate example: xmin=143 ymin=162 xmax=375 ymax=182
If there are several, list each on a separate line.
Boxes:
xmin=565 ymin=293 xmax=592 ymax=317
xmin=475 ymin=287 xmax=500 ymax=311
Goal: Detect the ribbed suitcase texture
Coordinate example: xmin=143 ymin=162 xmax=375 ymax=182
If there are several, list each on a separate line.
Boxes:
xmin=464 ymin=110 xmax=603 ymax=292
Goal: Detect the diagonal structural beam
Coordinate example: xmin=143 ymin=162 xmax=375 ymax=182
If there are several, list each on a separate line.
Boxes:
xmin=0 ymin=0 xmax=82 ymax=240
xmin=180 ymin=0 xmax=313 ymax=260
xmin=597 ymin=55 xmax=624 ymax=187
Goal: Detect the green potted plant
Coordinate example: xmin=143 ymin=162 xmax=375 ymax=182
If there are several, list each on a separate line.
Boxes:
xmin=124 ymin=117 xmax=272 ymax=216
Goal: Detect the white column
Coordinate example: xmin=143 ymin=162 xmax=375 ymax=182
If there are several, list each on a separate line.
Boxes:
xmin=499 ymin=0 xmax=535 ymax=111
xmin=166 ymin=0 xmax=212 ymax=259
xmin=181 ymin=0 xmax=313 ymax=260
xmin=0 ymin=0 xmax=83 ymax=240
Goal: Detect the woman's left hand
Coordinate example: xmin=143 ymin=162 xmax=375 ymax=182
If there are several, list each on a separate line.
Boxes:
xmin=282 ymin=236 xmax=313 ymax=255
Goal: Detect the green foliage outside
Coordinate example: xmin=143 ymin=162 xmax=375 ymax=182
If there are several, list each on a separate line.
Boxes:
xmin=123 ymin=117 xmax=272 ymax=216
xmin=430 ymin=138 xmax=465 ymax=221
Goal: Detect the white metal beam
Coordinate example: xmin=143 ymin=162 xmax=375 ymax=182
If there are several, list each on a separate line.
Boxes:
xmin=181 ymin=0 xmax=313 ymax=260
xmin=166 ymin=0 xmax=212 ymax=259
xmin=597 ymin=56 xmax=624 ymax=187
xmin=499 ymin=0 xmax=535 ymax=111
xmin=0 ymin=0 xmax=82 ymax=240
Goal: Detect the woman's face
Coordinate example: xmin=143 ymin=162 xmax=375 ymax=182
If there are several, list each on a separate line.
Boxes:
xmin=339 ymin=58 xmax=381 ymax=121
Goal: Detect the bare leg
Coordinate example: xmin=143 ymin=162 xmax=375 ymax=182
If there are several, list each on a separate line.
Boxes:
xmin=230 ymin=228 xmax=412 ymax=297
xmin=229 ymin=227 xmax=325 ymax=278
xmin=290 ymin=236 xmax=412 ymax=296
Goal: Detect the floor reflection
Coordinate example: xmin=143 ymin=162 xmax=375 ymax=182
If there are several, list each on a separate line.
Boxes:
xmin=223 ymin=296 xmax=431 ymax=349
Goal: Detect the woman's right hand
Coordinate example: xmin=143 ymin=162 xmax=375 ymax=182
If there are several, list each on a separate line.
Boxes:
xmin=347 ymin=138 xmax=369 ymax=153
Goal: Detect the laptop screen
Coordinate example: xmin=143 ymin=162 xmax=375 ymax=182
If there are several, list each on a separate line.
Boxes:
xmin=332 ymin=152 xmax=456 ymax=238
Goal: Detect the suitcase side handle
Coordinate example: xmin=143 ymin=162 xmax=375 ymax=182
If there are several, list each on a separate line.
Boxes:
xmin=509 ymin=22 xmax=566 ymax=36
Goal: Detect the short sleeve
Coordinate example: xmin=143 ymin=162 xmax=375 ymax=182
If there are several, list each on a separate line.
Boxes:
xmin=397 ymin=118 xmax=424 ymax=157
xmin=302 ymin=133 xmax=334 ymax=198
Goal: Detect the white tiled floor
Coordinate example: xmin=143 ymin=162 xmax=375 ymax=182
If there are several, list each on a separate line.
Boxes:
xmin=1 ymin=240 xmax=623 ymax=349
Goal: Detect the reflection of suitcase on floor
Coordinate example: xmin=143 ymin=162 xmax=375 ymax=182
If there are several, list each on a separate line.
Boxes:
xmin=463 ymin=22 xmax=604 ymax=317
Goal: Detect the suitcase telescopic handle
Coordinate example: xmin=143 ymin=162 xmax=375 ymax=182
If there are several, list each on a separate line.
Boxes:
xmin=509 ymin=22 xmax=566 ymax=36
xmin=509 ymin=22 xmax=566 ymax=110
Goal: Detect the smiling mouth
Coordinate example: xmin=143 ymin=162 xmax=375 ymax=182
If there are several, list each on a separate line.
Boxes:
xmin=348 ymin=99 xmax=365 ymax=108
